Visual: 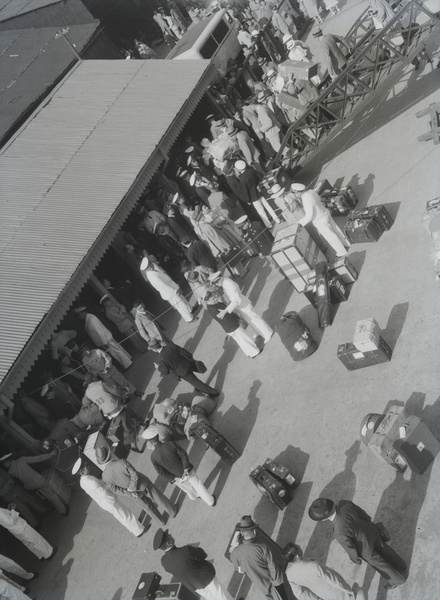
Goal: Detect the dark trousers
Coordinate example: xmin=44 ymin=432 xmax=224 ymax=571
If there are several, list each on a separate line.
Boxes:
xmin=365 ymin=541 xmax=407 ymax=586
xmin=179 ymin=369 xmax=219 ymax=396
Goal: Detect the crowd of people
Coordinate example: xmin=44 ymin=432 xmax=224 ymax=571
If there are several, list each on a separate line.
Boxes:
xmin=0 ymin=1 xmax=418 ymax=599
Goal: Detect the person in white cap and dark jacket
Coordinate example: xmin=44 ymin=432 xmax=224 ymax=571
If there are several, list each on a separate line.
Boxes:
xmin=153 ymin=528 xmax=233 ymax=600
xmin=229 ymin=161 xmax=279 ymax=228
xmin=72 ymin=459 xmax=146 ymax=537
xmin=139 ymin=253 xmax=195 ymax=323
xmin=208 ymin=272 xmax=273 ymax=344
xmin=292 ymin=183 xmax=350 ymax=257
xmin=144 ymin=427 xmax=216 ymax=507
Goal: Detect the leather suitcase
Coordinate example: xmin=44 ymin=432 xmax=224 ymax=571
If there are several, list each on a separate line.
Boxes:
xmin=322 ymin=193 xmax=352 ymax=216
xmin=275 ymin=311 xmax=318 ymax=360
xmin=337 ymin=337 xmax=392 ymax=370
xmin=393 ymin=416 xmax=440 ymax=474
xmin=132 ymin=572 xmax=161 ymax=600
xmin=351 ymin=205 xmax=393 ymax=232
xmin=210 ymin=434 xmax=240 ymax=466
xmin=329 ymin=255 xmax=358 ymax=284
xmin=192 ymin=421 xmax=240 ymax=465
xmin=344 ymin=216 xmax=383 ymax=243
xmin=328 ymin=275 xmax=349 ymax=304
xmin=303 ymin=282 xmax=318 ymax=307
xmin=249 ymin=465 xmax=293 ymax=509
xmin=158 ymin=583 xmax=199 ymax=600
xmin=42 ymin=467 xmax=71 ymax=504
xmin=263 ymin=459 xmax=296 ymax=485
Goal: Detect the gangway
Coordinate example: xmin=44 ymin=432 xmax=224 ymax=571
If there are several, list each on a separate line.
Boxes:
xmin=272 ymin=0 xmax=439 ymax=169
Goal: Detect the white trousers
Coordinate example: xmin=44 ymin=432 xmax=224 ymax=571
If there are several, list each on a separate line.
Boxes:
xmin=174 ymin=472 xmax=214 ymax=506
xmin=237 ymin=301 xmax=273 ymax=343
xmin=253 ymin=199 xmax=280 ymax=228
xmin=314 ymin=213 xmax=349 ymax=257
xmin=96 ymin=492 xmax=144 ymax=537
xmin=0 ymin=555 xmax=33 ymax=581
xmin=196 ymin=576 xmax=234 ymax=600
xmin=106 ymin=338 xmax=132 ymax=370
xmin=228 ymin=326 xmax=260 ymax=357
xmin=169 ymin=291 xmax=194 ymax=322
xmin=0 ymin=579 xmax=32 ymax=600
xmin=4 ymin=516 xmax=52 ymax=559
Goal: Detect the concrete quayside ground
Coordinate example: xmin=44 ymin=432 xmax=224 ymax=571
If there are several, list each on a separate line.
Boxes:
xmin=3 ymin=3 xmax=440 ymax=600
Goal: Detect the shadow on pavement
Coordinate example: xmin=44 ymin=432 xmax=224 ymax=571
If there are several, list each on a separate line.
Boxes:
xmin=363 ymin=392 xmax=433 ymax=599
xmin=381 ymin=301 xmax=409 ymax=350
xmin=305 ymin=440 xmax=361 ymax=563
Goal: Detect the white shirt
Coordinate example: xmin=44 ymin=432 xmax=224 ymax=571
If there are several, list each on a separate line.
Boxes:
xmin=299 ymin=190 xmax=328 ymax=225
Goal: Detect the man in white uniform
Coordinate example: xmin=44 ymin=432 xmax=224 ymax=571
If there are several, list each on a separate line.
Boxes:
xmin=208 ymin=272 xmax=273 ymax=344
xmin=140 ymin=255 xmax=195 ymax=323
xmin=293 ymin=183 xmax=350 ymax=257
xmin=0 ymin=553 xmax=36 ymax=597
xmin=75 ymin=307 xmax=132 ymax=370
xmin=0 ymin=507 xmax=56 ymax=560
xmin=73 ymin=459 xmax=146 ymax=537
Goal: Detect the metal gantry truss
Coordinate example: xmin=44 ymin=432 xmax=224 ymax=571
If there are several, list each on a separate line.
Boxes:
xmin=273 ymin=0 xmax=439 ymax=169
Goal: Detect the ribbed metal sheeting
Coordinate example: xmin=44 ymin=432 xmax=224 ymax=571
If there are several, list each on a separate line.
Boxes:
xmin=0 ymin=0 xmax=60 ymax=22
xmin=0 ymin=59 xmax=214 ymax=397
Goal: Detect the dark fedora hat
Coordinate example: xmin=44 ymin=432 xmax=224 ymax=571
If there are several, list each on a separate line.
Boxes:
xmin=308 ymin=498 xmax=335 ymax=521
xmin=236 ymin=515 xmax=258 ymax=530
xmin=153 ymin=528 xmax=169 ymax=551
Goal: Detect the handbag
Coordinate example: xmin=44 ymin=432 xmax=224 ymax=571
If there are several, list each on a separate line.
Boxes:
xmin=375 ymin=521 xmax=391 ymax=542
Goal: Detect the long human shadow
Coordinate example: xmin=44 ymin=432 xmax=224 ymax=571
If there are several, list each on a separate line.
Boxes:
xmin=363 ymin=392 xmax=435 ymax=599
xmin=380 ymin=301 xmax=409 ymax=351
xmin=345 ymin=173 xmax=376 ymax=209
xmin=304 ymin=440 xmax=362 ymax=563
xmin=205 ymin=335 xmax=239 ymax=396
xmin=182 ymin=308 xmax=212 ymax=354
xmin=262 ymin=278 xmax=296 ymax=325
xmin=200 ymin=380 xmax=262 ymax=502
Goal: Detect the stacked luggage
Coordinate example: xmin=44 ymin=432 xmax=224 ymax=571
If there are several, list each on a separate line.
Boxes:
xmin=344 ymin=205 xmax=394 ymax=243
xmin=313 ymin=179 xmax=358 ymax=216
xmin=338 ymin=317 xmax=393 ymax=370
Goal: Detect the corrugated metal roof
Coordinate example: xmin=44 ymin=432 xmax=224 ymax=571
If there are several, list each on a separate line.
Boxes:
xmin=0 ymin=0 xmax=61 ymax=22
xmin=0 ymin=23 xmax=100 ymax=145
xmin=0 ymin=59 xmax=214 ymax=394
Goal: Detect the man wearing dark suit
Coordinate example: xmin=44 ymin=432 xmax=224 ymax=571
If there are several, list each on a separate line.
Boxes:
xmin=96 ymin=446 xmax=177 ymax=525
xmin=143 ymin=429 xmax=215 ymax=507
xmin=149 ymin=341 xmax=219 ymax=397
xmin=308 ymin=498 xmax=407 ymax=590
xmin=180 ymin=236 xmax=218 ymax=270
xmin=153 ymin=528 xmax=232 ymax=600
